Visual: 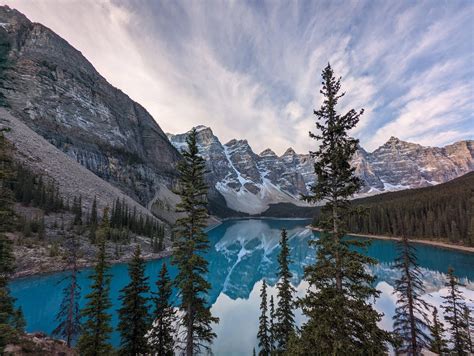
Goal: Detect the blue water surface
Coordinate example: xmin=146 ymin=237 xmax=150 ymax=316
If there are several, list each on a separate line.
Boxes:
xmin=10 ymin=218 xmax=474 ymax=354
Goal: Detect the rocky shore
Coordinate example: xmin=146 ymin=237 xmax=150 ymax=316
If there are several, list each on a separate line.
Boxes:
xmin=13 ymin=239 xmax=172 ymax=279
xmin=307 ymin=226 xmax=474 ymax=253
xmin=4 ymin=332 xmax=77 ymax=355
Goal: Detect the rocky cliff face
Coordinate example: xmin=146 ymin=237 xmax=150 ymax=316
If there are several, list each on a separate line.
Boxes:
xmin=0 ymin=6 xmax=181 ymax=208
xmin=168 ymin=127 xmax=309 ymax=214
xmin=1 ymin=6 xmax=472 ymax=218
xmin=169 ymin=128 xmax=474 ymax=214
xmin=357 ymin=137 xmax=474 ymax=192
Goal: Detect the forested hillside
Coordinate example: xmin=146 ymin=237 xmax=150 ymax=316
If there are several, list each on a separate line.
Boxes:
xmin=0 ymin=130 xmax=168 ymax=278
xmin=345 ymin=172 xmax=474 ymax=245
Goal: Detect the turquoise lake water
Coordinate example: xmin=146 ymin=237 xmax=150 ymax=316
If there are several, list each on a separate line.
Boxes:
xmin=10 ymin=218 xmax=474 ymax=354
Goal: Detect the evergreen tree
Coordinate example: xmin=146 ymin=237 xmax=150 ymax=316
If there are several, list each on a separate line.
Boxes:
xmin=13 ymin=306 xmax=25 ymax=332
xmin=0 ymin=233 xmax=21 ymax=350
xmin=172 ymin=127 xmax=218 ymax=355
xmin=149 ymin=262 xmax=176 ymax=356
xmin=53 ymin=233 xmax=82 ymax=347
xmin=429 ymin=307 xmax=448 ymax=354
xmin=463 ymin=306 xmax=473 ymax=353
xmin=73 ymin=195 xmax=82 ymax=225
xmin=274 ymin=228 xmax=295 ymax=352
xmin=269 ymin=295 xmax=276 ymax=353
xmin=392 ymin=235 xmax=431 ymax=354
xmin=345 ymin=172 xmax=474 ymax=245
xmin=0 ymin=129 xmax=24 ymax=351
xmin=0 ymin=128 xmax=14 ymax=233
xmin=77 ymin=209 xmax=113 ymax=355
xmin=298 ymin=64 xmax=392 ymax=354
xmin=117 ymin=245 xmax=151 ymax=355
xmin=442 ymin=267 xmax=469 ymax=355
xmin=257 ymin=280 xmax=270 ymax=356
xmin=89 ymin=196 xmax=98 ymax=243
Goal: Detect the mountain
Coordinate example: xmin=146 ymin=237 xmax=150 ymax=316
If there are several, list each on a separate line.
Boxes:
xmin=0 ymin=6 xmax=472 ymax=219
xmin=168 ymin=127 xmax=473 ymax=214
xmin=168 ymin=126 xmax=313 ymax=214
xmin=354 ymin=137 xmax=473 ymax=192
xmin=1 ymin=108 xmax=154 ymax=219
xmin=0 ymin=6 xmax=181 ymax=221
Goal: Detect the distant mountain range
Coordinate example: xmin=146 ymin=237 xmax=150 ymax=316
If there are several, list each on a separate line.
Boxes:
xmin=168 ymin=126 xmax=473 ymax=214
xmin=0 ymin=5 xmax=472 ymax=219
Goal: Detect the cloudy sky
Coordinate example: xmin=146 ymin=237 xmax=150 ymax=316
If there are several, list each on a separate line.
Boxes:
xmin=5 ymin=0 xmax=474 ymax=154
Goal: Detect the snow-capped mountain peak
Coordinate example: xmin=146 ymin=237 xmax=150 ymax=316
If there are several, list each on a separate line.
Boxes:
xmin=168 ymin=129 xmax=473 ymax=214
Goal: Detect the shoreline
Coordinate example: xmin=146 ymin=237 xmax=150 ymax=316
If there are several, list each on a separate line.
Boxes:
xmin=14 ymin=221 xmax=473 ymax=280
xmin=12 ymin=249 xmax=173 ymax=281
xmin=13 ymin=218 xmax=222 ymax=281
xmin=307 ymin=226 xmax=474 ymax=254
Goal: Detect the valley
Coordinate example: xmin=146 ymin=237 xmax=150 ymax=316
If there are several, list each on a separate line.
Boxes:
xmin=0 ymin=3 xmax=473 ymax=355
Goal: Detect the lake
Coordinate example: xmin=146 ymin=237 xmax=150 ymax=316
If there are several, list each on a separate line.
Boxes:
xmin=10 ymin=218 xmax=474 ymax=355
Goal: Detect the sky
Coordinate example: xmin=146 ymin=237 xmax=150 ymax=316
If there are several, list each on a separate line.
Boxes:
xmin=4 ymin=0 xmax=474 ymax=154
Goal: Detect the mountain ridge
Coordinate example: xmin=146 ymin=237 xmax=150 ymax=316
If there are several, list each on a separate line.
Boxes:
xmin=0 ymin=5 xmax=472 ymax=219
xmin=168 ymin=126 xmax=473 ymax=214
xmin=0 ymin=5 xmax=188 ymax=223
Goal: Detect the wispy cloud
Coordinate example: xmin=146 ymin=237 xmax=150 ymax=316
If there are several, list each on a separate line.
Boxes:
xmin=5 ymin=0 xmax=474 ymax=153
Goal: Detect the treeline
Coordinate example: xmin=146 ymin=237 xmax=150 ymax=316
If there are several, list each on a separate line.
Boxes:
xmin=110 ymin=198 xmax=164 ymax=240
xmin=344 ymin=172 xmax=474 ymax=245
xmin=52 ymin=127 xmax=214 ymax=355
xmin=12 ymin=165 xmax=65 ymax=213
xmin=6 ymin=148 xmax=165 ymax=247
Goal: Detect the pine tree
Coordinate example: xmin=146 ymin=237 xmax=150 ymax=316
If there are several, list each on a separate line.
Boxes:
xmin=77 ymin=209 xmax=113 ymax=355
xmin=172 ymin=127 xmax=218 ymax=355
xmin=117 ymin=245 xmax=151 ymax=355
xmin=429 ymin=307 xmax=448 ymax=354
xmin=53 ymin=233 xmax=82 ymax=347
xmin=13 ymin=307 xmax=25 ymax=332
xmin=0 ymin=128 xmax=14 ymax=233
xmin=392 ymin=235 xmax=431 ymax=354
xmin=269 ymin=295 xmax=276 ymax=353
xmin=89 ymin=196 xmax=98 ymax=243
xmin=297 ymin=64 xmax=392 ymax=354
xmin=442 ymin=267 xmax=469 ymax=355
xmin=0 ymin=129 xmax=24 ymax=351
xmin=257 ymin=280 xmax=270 ymax=356
xmin=0 ymin=232 xmax=21 ymax=351
xmin=73 ymin=195 xmax=83 ymax=225
xmin=149 ymin=262 xmax=176 ymax=356
xmin=274 ymin=228 xmax=295 ymax=352
xmin=464 ymin=306 xmax=473 ymax=353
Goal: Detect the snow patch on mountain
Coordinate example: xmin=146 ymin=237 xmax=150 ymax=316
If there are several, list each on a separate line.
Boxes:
xmin=168 ymin=127 xmax=474 ymax=215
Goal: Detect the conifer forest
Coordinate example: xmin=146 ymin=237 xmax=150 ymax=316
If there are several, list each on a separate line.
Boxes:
xmin=0 ymin=1 xmax=473 ymax=355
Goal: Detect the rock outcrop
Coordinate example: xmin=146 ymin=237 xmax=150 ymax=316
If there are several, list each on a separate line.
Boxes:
xmin=4 ymin=332 xmax=77 ymax=355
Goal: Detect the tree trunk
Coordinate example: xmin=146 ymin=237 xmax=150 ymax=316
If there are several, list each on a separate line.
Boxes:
xmin=405 ymin=250 xmax=417 ymax=355
xmin=186 ymin=302 xmax=193 ymax=356
xmin=451 ymin=287 xmax=461 ymax=353
xmin=333 ymin=199 xmax=342 ymax=291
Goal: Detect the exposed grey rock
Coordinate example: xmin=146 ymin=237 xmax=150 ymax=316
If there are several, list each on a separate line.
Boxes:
xmin=0 ymin=5 xmax=181 ymax=207
xmin=169 ymin=127 xmax=474 ymax=214
xmin=5 ymin=332 xmax=77 ymax=355
xmin=0 ymin=6 xmax=471 ymax=218
xmin=0 ymin=108 xmax=156 ymax=218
